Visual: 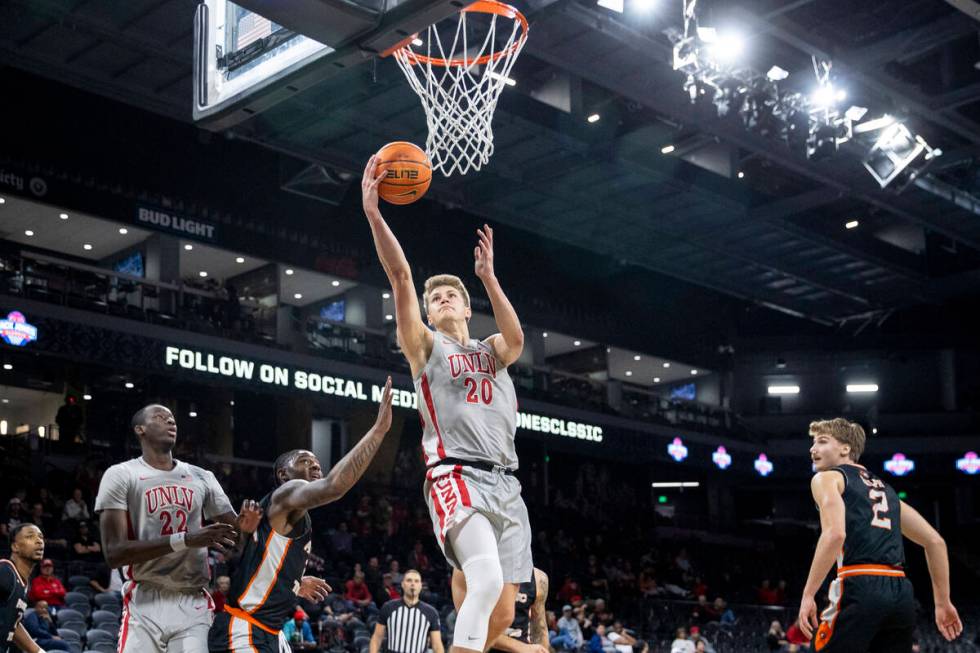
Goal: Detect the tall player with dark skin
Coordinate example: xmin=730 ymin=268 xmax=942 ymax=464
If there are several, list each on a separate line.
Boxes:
xmin=99 ymin=406 xmax=259 ymax=568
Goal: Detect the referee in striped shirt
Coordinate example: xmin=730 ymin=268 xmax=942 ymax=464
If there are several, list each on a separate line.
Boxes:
xmin=370 ymin=569 xmax=445 ymax=653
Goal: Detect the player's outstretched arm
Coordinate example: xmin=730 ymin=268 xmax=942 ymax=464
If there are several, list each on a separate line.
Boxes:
xmin=276 ymin=377 xmax=394 ymax=512
xmin=474 ymin=224 xmax=524 ymax=366
xmin=362 ymin=156 xmax=432 ymax=370
xmin=798 ymin=471 xmax=846 ymax=639
xmin=900 ymin=500 xmax=963 ymax=641
xmin=99 ymin=509 xmax=237 ymax=568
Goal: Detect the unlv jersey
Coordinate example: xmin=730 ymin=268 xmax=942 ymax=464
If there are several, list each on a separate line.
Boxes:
xmin=94 ymin=457 xmax=233 ymax=590
xmin=831 ymin=464 xmax=905 ymax=569
xmin=225 ymin=493 xmax=312 ymax=631
xmin=415 ymin=334 xmax=518 ymax=469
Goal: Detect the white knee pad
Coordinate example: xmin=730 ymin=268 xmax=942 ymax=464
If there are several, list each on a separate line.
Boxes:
xmin=454 ymin=554 xmax=504 ymax=651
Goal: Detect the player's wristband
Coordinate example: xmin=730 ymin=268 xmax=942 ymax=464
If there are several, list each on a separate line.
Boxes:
xmin=169 ymin=532 xmax=187 ymax=552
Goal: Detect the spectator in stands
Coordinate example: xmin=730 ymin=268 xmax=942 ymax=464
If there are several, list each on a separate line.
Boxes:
xmin=607 ymin=621 xmax=637 ymax=653
xmin=365 ymin=556 xmax=385 ymax=605
xmin=583 ymin=555 xmax=610 ymax=599
xmin=388 ymin=559 xmax=404 ymax=584
xmin=766 ymin=621 xmax=787 ymax=651
xmin=637 ymin=568 xmax=660 ymax=598
xmin=27 ymin=559 xmax=66 ymax=612
xmin=784 ymin=621 xmax=810 ymax=650
xmin=552 ymin=605 xmax=583 ymax=651
xmin=408 ymin=541 xmax=430 ymax=573
xmin=55 ymin=395 xmax=84 ymax=443
xmin=688 ymin=626 xmax=714 ymax=653
xmin=757 ymin=579 xmax=779 ymax=606
xmin=589 ymin=624 xmax=617 ymax=653
xmin=89 ymin=563 xmax=112 ymax=594
xmin=213 ymin=575 xmax=231 ymax=613
xmin=381 ymin=573 xmax=400 ymax=600
xmin=70 ymin=520 xmax=102 ymax=562
xmin=557 ymin=576 xmax=583 ymax=604
xmin=344 ymin=570 xmax=376 ymax=618
xmin=0 ymin=497 xmax=24 ymax=538
xmin=282 ymin=608 xmax=317 ymax=648
xmin=670 ymin=628 xmax=695 ymax=653
xmin=36 ymin=488 xmax=61 ymax=520
xmin=330 ymin=521 xmax=353 ymax=559
xmin=27 ymin=503 xmax=67 ymax=553
xmin=22 ymin=601 xmax=71 ymax=651
xmin=62 ymin=488 xmax=90 ymax=523
xmin=713 ymin=598 xmax=736 ymax=626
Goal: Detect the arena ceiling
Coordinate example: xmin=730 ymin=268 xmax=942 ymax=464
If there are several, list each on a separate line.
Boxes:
xmin=2 ymin=0 xmax=980 ymax=326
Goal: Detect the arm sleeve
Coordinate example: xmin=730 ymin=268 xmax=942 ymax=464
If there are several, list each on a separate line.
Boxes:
xmin=202 ymin=469 xmax=234 ymax=520
xmin=94 ymin=464 xmax=130 ymax=512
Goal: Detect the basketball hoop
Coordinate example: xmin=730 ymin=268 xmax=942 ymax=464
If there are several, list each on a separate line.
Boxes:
xmin=390 ymin=0 xmax=528 ymax=177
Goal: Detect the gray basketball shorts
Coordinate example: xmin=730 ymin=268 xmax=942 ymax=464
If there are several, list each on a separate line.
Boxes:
xmin=423 ymin=463 xmax=532 ymax=583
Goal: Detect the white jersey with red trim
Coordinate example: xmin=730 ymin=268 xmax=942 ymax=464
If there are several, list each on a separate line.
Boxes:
xmin=95 ymin=457 xmax=233 ymax=591
xmin=414 ymin=334 xmax=518 ymax=469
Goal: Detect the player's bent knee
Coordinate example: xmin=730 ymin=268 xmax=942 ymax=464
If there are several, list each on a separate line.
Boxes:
xmin=462 ymin=555 xmax=503 ymax=606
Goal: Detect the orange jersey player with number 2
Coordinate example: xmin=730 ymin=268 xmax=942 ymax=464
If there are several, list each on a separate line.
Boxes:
xmin=362 ymin=155 xmax=533 ymax=653
xmin=798 ymin=418 xmax=963 ymax=652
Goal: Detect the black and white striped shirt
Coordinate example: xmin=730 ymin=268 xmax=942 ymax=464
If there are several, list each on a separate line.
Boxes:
xmin=379 ymin=598 xmax=441 ymax=653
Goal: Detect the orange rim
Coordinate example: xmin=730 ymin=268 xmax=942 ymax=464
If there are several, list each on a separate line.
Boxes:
xmin=394 ymin=0 xmax=528 ymax=68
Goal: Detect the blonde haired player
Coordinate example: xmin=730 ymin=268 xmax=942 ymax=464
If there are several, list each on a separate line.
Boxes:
xmin=799 ymin=418 xmax=963 ymax=652
xmin=362 ymin=154 xmax=531 ymax=653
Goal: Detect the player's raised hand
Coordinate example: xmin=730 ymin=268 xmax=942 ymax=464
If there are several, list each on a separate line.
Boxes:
xmin=237 ymin=499 xmax=263 ymax=534
xmin=797 ymin=595 xmax=819 ymax=640
xmin=297 ymin=576 xmax=332 ymax=602
xmin=935 ymin=601 xmax=962 ymax=641
xmin=362 ymin=155 xmax=386 ymax=215
xmin=373 ymin=376 xmax=394 ymax=433
xmin=474 ymin=224 xmax=495 ymax=281
xmin=186 ymin=523 xmax=237 ymax=551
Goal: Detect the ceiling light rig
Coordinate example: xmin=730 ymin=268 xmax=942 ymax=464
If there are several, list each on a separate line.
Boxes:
xmin=666 ymin=0 xmax=940 ymax=186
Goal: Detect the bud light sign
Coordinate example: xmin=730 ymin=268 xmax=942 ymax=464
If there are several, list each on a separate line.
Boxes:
xmin=0 ymin=311 xmax=37 ymax=347
xmin=956 ymin=452 xmax=980 ymax=475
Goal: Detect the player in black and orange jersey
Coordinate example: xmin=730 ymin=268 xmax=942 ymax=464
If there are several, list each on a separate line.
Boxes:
xmin=798 ymin=418 xmax=963 ymax=652
xmin=208 ymin=378 xmax=394 ymax=653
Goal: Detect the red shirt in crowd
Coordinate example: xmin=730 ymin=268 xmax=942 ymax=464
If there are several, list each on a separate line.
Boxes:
xmin=345 ymin=579 xmax=372 ymax=603
xmin=212 ymin=591 xmax=227 ymax=613
xmin=786 ymin=623 xmax=811 ymax=645
xmin=28 ymin=575 xmax=67 ymax=606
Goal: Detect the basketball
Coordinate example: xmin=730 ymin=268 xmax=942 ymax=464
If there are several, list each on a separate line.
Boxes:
xmin=376 ymin=141 xmax=432 ymax=205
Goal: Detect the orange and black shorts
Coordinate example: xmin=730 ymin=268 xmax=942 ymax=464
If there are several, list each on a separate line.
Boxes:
xmin=208 ymin=608 xmax=291 ymax=653
xmin=815 ymin=565 xmax=915 ymax=653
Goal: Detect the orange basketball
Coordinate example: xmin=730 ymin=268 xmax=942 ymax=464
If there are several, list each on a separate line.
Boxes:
xmin=376 ymin=141 xmax=432 ymax=205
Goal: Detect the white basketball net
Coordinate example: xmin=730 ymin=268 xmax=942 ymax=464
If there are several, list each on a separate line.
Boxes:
xmin=393 ymin=2 xmax=527 ymax=177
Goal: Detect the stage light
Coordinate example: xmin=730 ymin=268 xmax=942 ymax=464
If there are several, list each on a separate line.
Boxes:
xmin=574 ymin=340 xmax=582 ymax=346
xmin=768 ymin=385 xmax=800 ymax=395
xmin=632 ymin=0 xmax=656 ymax=12
xmin=597 ymin=0 xmax=624 ymax=12
xmin=293 ymin=293 xmax=303 ymax=299
xmin=24 ymin=230 xmax=33 ymax=237
xmin=119 ymin=228 xmax=128 ymax=234
xmin=854 ymin=114 xmax=895 ymax=134
xmin=199 ymin=271 xmax=208 ymax=277
xmin=541 ymin=332 xmax=548 ymax=337
xmin=587 ymin=113 xmax=601 ymax=123
xmin=124 ymin=382 xmax=134 ymax=389
xmin=845 ymin=220 xmax=859 ymax=229
xmin=236 ymin=256 xmax=245 ymax=263
xmin=634 ymin=355 xmax=641 ymax=361
xmin=83 ymin=244 xmax=93 ymax=250
xmin=661 ymin=145 xmax=676 ymax=154
xmin=691 ymin=369 xmax=698 ymax=375
xmin=184 ymin=244 xmax=193 ymax=251
xmin=737 ymin=171 xmax=745 ymax=179
xmin=331 ymin=280 xmax=341 ymax=287
xmin=844 ymin=105 xmax=868 ymax=121
xmin=653 ymin=377 xmax=661 ymax=383
xmin=0 ymin=421 xmax=6 ymax=435
xmin=2 ymin=363 xmax=11 ymax=370
xmin=957 ymin=452 xmax=980 ymax=475
xmin=83 ymin=394 xmax=92 ymax=401
xmin=863 ymin=123 xmax=929 ymax=188
xmin=810 ymin=84 xmax=840 ymax=108
xmin=411 ymin=37 xmax=423 ymax=46
xmin=651 ymin=481 xmax=699 ymax=488
xmin=712 ymin=446 xmax=732 ymax=470
xmin=846 ymin=383 xmax=878 ymax=393
xmin=884 ymin=453 xmax=915 ymax=476
xmin=663 ymin=362 xmax=670 ymax=368
xmin=625 ymin=370 xmax=633 ymax=376
xmin=754 ymin=453 xmax=774 ymax=476
xmin=285 ymin=268 xmax=294 ymax=275
xmin=59 ymin=213 xmax=69 ymax=220
xmin=668 ymin=437 xmax=688 ymax=462
xmin=382 ymin=292 xmax=390 ymax=299
xmin=707 ymin=32 xmax=745 ymax=64
xmin=766 ymin=65 xmax=789 ymax=81
xmin=385 ymin=314 xmax=393 ymax=320
xmin=0 ymin=197 xmax=5 ymax=204
xmin=189 ymin=410 xmax=198 ymax=418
